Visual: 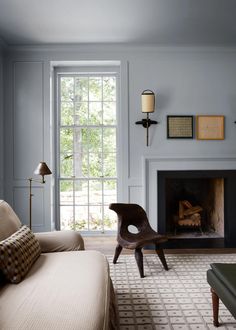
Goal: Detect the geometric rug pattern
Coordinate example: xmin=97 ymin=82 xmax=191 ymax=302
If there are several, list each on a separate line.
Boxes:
xmin=108 ymin=254 xmax=236 ymax=330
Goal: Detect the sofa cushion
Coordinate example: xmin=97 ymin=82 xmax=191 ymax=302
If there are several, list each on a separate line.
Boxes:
xmin=0 ymin=251 xmax=111 ymax=330
xmin=0 ymin=200 xmax=22 ymax=241
xmin=0 ymin=225 xmax=41 ymax=283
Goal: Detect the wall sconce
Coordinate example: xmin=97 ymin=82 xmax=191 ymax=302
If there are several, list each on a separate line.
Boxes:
xmin=28 ymin=162 xmax=52 ymax=229
xmin=135 ymin=90 xmax=158 ymax=146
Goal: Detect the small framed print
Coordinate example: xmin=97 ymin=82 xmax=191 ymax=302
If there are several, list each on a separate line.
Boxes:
xmin=167 ymin=115 xmax=193 ymax=139
xmin=196 ymin=115 xmax=224 ymax=140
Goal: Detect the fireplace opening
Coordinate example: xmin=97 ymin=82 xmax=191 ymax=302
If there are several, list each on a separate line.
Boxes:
xmin=165 ymin=177 xmax=224 ymax=238
xmin=157 ymin=170 xmax=236 ymax=248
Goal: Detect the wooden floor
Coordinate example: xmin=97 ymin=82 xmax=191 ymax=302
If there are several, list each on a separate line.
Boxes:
xmin=83 ymin=235 xmax=236 ymax=255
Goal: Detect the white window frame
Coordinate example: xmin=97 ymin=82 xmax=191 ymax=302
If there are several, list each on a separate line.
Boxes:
xmin=53 ymin=63 xmax=121 ymax=234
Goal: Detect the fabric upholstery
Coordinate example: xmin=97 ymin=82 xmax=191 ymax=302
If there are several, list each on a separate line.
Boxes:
xmin=0 ymin=225 xmax=41 ymax=283
xmin=210 ymin=263 xmax=236 ymax=298
xmin=0 ymin=251 xmax=111 ymax=330
xmin=207 ymin=266 xmax=236 ymax=319
xmin=0 ymin=200 xmax=21 ymax=241
xmin=35 ymin=230 xmax=84 ymax=252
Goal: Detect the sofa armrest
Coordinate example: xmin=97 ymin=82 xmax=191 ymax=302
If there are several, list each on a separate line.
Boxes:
xmin=35 ymin=230 xmax=84 ymax=253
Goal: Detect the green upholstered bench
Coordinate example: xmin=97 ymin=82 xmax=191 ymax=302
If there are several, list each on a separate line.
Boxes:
xmin=207 ymin=263 xmax=236 ymax=327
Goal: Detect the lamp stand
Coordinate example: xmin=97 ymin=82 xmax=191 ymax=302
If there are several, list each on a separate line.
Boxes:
xmin=28 ymin=178 xmax=45 ymax=230
xmin=29 ymin=178 xmax=33 ymax=230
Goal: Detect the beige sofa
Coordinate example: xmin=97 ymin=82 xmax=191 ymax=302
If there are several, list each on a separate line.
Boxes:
xmin=0 ymin=200 xmax=117 ymax=330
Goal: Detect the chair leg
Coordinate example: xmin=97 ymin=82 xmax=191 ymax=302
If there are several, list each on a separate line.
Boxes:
xmin=113 ymin=244 xmax=123 ymax=264
xmin=135 ymin=248 xmax=144 ymax=278
xmin=155 ymin=245 xmax=169 ymax=270
xmin=211 ymin=288 xmax=219 ymax=327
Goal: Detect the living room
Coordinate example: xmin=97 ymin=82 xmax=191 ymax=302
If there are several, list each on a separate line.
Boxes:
xmin=0 ymin=0 xmax=236 ymax=329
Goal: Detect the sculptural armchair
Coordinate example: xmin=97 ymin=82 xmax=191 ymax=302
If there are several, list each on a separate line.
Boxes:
xmin=109 ymin=203 xmax=168 ymax=278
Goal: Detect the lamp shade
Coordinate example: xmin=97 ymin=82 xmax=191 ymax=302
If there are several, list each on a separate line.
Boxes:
xmin=141 ymin=90 xmax=155 ymax=113
xmin=34 ymin=162 xmax=52 ymax=176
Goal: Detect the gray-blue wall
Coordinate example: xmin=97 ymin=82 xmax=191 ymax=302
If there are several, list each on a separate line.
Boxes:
xmin=0 ymin=42 xmax=4 ymax=200
xmin=3 ymin=44 xmax=236 ymax=231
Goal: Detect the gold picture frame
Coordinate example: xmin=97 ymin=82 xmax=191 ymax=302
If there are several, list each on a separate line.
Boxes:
xmin=196 ymin=115 xmax=224 ymax=140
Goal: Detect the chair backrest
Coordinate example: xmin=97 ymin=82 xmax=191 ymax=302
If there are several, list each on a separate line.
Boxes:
xmin=109 ymin=203 xmax=152 ymax=234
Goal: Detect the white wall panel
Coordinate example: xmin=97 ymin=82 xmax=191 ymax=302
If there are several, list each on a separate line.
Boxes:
xmin=13 ymin=61 xmax=43 ymax=180
xmin=0 ymin=49 xmax=3 ymax=199
xmin=128 ymin=186 xmax=143 ymax=207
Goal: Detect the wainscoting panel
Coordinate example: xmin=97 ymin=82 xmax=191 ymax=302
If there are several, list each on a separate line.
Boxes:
xmin=13 ymin=186 xmax=45 ymax=231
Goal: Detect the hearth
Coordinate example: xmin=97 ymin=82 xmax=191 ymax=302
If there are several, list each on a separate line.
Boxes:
xmin=157 ymin=170 xmax=236 ymax=248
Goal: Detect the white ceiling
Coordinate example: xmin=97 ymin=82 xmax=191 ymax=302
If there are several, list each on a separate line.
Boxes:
xmin=0 ymin=0 xmax=236 ymax=46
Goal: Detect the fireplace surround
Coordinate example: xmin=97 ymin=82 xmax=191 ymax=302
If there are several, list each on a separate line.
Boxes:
xmin=143 ymin=157 xmax=236 ymax=249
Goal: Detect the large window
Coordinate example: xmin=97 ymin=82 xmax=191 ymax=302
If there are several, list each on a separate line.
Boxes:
xmin=56 ymin=70 xmax=118 ymax=232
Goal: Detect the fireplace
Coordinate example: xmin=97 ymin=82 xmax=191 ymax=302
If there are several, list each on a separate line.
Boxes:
xmin=157 ymin=170 xmax=236 ymax=248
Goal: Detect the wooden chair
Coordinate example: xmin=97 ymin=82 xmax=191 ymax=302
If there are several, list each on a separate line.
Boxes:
xmin=109 ymin=203 xmax=169 ymax=278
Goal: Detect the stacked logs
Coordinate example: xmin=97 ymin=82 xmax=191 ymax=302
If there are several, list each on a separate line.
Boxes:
xmin=176 ymin=200 xmax=203 ymax=227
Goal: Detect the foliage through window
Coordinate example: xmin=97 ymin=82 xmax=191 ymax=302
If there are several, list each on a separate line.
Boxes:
xmin=58 ymin=73 xmax=118 ymax=232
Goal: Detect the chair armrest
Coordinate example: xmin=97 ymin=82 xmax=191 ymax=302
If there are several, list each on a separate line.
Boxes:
xmin=35 ymin=230 xmax=85 ymax=253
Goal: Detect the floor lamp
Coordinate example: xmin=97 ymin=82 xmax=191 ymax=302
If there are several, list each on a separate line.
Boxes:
xmin=28 ymin=162 xmax=52 ymax=229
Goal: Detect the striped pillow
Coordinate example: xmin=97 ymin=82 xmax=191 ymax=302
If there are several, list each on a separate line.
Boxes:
xmin=0 ymin=225 xmax=41 ymax=283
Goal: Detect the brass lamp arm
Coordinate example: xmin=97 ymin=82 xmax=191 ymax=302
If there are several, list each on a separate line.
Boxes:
xmin=28 ymin=177 xmax=46 ymax=184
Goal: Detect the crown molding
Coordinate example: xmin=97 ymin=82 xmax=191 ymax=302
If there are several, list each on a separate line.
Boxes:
xmin=4 ymin=42 xmax=236 ymax=54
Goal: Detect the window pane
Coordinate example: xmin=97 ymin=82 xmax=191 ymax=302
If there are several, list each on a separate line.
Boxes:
xmin=104 ymin=207 xmax=117 ymax=231
xmin=75 ymin=77 xmax=88 ymax=102
xmin=103 ymin=77 xmax=116 ymax=101
xmin=89 ymin=153 xmax=102 ymax=177
xmin=89 ymin=102 xmax=102 ymax=125
xmin=75 ymin=102 xmax=88 ymax=125
xmin=60 ymin=154 xmax=73 ymax=177
xmin=60 ymin=128 xmax=73 ymax=153
xmin=88 ymin=128 xmax=102 ymax=152
xmin=75 ymin=180 xmax=88 ymax=205
xmin=103 ymin=128 xmax=116 ymax=152
xmin=89 ymin=180 xmax=102 ymax=205
xmin=79 ymin=128 xmax=88 ymax=150
xmin=103 ymin=153 xmax=116 ymax=177
xmin=103 ymin=102 xmax=116 ymax=125
xmin=81 ymin=152 xmax=89 ymax=177
xmin=61 ymin=102 xmax=74 ymax=126
xmin=89 ymin=206 xmax=102 ymax=230
xmin=75 ymin=206 xmax=88 ymax=230
xmin=89 ymin=77 xmax=102 ymax=101
xmin=60 ymin=181 xmax=73 ymax=205
xmin=60 ymin=206 xmax=74 ymax=230
xmin=104 ymin=180 xmax=117 ymax=204
xmin=60 ymin=77 xmax=74 ymax=102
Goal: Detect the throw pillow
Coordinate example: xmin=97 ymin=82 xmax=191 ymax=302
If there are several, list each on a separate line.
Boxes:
xmin=0 ymin=225 xmax=41 ymax=283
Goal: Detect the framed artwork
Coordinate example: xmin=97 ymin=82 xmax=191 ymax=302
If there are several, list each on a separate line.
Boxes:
xmin=167 ymin=115 xmax=193 ymax=139
xmin=196 ymin=115 xmax=224 ymax=140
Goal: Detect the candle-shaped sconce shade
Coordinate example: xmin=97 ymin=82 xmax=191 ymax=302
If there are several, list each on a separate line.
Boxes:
xmin=142 ymin=90 xmax=155 ymax=113
xmin=136 ymin=89 xmax=158 ymax=146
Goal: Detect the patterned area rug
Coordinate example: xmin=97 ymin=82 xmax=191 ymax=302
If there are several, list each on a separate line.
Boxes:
xmin=107 ymin=254 xmax=236 ymax=330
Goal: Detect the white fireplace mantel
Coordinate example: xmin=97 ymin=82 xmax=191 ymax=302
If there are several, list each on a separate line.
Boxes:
xmin=142 ymin=156 xmax=236 ymax=230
